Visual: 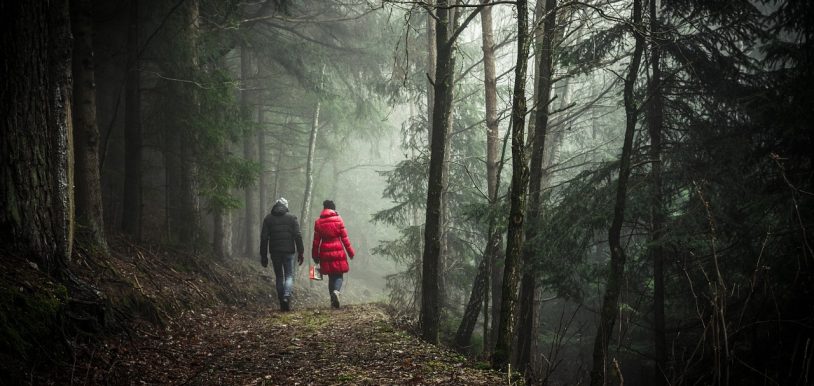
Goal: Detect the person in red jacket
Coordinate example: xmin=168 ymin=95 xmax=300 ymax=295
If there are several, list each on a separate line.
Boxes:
xmin=312 ymin=200 xmax=355 ymax=308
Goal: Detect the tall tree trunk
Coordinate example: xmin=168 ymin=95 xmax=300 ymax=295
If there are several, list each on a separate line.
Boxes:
xmin=241 ymin=45 xmax=257 ymax=256
xmin=454 ymin=0 xmax=501 ymax=352
xmin=420 ymin=0 xmax=457 ymax=344
xmin=165 ymin=0 xmax=200 ymax=246
xmin=71 ymin=0 xmax=107 ymax=253
xmin=122 ymin=0 xmax=143 ymax=239
xmin=648 ymin=0 xmax=668 ymax=384
xmin=0 ymin=0 xmax=73 ymax=273
xmin=589 ymin=1 xmax=645 ymax=384
xmin=492 ymin=0 xmax=531 ymax=369
xmin=272 ymin=137 xmax=284 ymax=201
xmin=213 ymin=205 xmax=230 ymax=259
xmin=482 ymin=0 xmax=502 ymax=352
xmin=417 ymin=2 xmax=436 ymax=311
xmin=517 ymin=0 xmax=557 ymax=376
xmin=426 ymin=2 xmax=436 ymax=137
xmin=455 ymin=254 xmax=488 ymax=352
xmin=490 ymin=230 xmax=504 ymax=350
xmin=437 ymin=4 xmax=460 ymax=332
xmin=257 ymin=107 xmax=267 ymax=213
xmin=302 ymin=64 xmax=325 ymax=237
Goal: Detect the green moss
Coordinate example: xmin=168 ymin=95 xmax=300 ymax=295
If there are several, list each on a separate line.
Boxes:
xmin=266 ymin=310 xmax=332 ymax=335
xmin=423 ymin=359 xmax=453 ymax=372
xmin=335 ymin=372 xmax=358 ymax=382
xmin=374 ymin=320 xmax=394 ymax=333
xmin=0 ymin=284 xmax=66 ymax=361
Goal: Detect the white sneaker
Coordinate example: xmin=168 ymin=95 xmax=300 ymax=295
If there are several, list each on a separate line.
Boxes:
xmin=330 ymin=290 xmax=341 ymax=308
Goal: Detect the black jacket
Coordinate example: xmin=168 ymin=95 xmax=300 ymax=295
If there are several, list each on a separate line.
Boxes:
xmin=260 ymin=203 xmax=304 ymax=257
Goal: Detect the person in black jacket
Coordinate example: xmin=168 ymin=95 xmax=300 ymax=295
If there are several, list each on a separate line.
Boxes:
xmin=260 ymin=197 xmax=304 ymax=311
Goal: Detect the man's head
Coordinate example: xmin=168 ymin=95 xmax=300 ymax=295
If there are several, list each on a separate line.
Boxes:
xmin=323 ymin=199 xmax=336 ymax=210
xmin=275 ymin=197 xmax=289 ymax=208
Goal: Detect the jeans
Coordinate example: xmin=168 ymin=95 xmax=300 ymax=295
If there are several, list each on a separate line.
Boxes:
xmin=328 ymin=274 xmax=343 ymax=294
xmin=270 ymin=253 xmax=295 ymax=300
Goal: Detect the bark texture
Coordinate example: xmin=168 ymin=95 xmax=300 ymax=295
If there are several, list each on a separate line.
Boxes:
xmin=71 ymin=0 xmax=107 ymax=252
xmin=517 ymin=0 xmax=558 ymax=375
xmin=420 ymin=0 xmax=456 ymax=344
xmin=0 ymin=0 xmax=74 ymax=272
xmin=492 ymin=0 xmax=530 ymax=369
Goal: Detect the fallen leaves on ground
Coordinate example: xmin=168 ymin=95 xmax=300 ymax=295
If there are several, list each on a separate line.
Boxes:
xmin=55 ymin=303 xmax=504 ymax=385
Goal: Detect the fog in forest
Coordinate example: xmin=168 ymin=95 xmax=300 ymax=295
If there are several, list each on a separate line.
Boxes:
xmin=2 ymin=0 xmax=812 ymax=384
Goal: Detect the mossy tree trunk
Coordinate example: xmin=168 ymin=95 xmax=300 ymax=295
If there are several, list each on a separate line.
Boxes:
xmin=492 ymin=0 xmax=531 ymax=370
xmin=516 ymin=0 xmax=558 ymax=376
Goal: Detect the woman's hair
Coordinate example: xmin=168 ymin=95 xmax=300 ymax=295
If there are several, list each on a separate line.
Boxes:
xmin=323 ymin=200 xmax=336 ymax=210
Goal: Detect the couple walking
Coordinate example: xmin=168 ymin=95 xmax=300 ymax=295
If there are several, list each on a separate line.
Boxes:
xmin=259 ymin=198 xmax=355 ymax=311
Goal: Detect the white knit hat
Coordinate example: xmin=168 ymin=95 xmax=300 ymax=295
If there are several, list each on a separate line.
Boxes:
xmin=275 ymin=197 xmax=288 ymax=208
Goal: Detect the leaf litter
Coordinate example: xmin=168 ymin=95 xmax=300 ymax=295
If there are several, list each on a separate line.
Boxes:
xmin=59 ymin=304 xmax=503 ymax=385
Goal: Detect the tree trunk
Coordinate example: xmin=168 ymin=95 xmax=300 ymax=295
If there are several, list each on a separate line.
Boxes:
xmin=589 ymin=1 xmax=644 ymax=384
xmin=492 ymin=0 xmax=531 ymax=369
xmin=455 ymin=248 xmax=488 ymax=351
xmin=122 ymin=0 xmax=143 ymax=239
xmin=420 ymin=0 xmax=457 ymax=344
xmin=241 ymin=45 xmax=257 ymax=256
xmin=437 ymin=4 xmax=461 ymax=331
xmin=486 ymin=0 xmax=505 ymax=352
xmin=0 ymin=0 xmax=73 ymax=273
xmin=164 ymin=0 xmax=200 ymax=246
xmin=648 ymin=1 xmax=668 ymax=384
xmin=71 ymin=0 xmax=107 ymax=253
xmin=426 ymin=2 xmax=436 ymax=136
xmin=258 ymin=106 xmax=268 ymax=213
xmin=455 ymin=224 xmax=502 ymax=349
xmin=454 ymin=0 xmax=501 ymax=352
xmin=490 ymin=233 xmax=504 ymax=351
xmin=517 ymin=0 xmax=558 ymax=376
xmin=213 ymin=206 xmax=230 ymax=259
xmin=272 ymin=138 xmax=284 ymax=201
xmin=415 ymin=0 xmax=434 ymax=314
xmin=302 ymin=64 xmax=325 ymax=237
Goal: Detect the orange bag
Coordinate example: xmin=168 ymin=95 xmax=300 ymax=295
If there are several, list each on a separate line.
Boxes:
xmin=309 ymin=264 xmax=323 ymax=281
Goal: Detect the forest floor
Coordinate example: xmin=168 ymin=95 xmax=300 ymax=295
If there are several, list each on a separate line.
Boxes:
xmin=54 ymin=303 xmax=504 ymax=385
xmin=3 ymin=237 xmax=506 ymax=385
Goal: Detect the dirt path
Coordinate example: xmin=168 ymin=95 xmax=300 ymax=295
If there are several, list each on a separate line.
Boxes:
xmin=63 ymin=303 xmax=503 ymax=385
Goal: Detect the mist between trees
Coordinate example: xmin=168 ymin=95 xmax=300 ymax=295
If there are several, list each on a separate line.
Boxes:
xmin=1 ymin=0 xmax=812 ymax=385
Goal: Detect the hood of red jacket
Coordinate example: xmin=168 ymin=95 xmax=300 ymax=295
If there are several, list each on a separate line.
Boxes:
xmin=319 ymin=209 xmax=338 ymax=218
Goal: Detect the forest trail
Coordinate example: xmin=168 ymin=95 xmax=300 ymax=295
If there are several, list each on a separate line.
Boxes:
xmin=66 ymin=303 xmax=504 ymax=385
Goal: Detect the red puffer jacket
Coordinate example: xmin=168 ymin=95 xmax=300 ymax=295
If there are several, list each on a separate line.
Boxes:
xmin=312 ymin=209 xmax=355 ymax=275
